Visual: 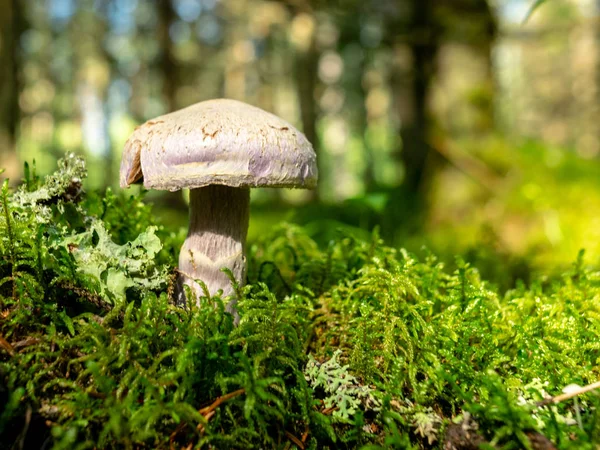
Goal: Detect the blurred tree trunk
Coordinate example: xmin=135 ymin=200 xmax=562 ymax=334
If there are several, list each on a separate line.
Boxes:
xmin=101 ymin=40 xmax=117 ymax=189
xmin=346 ymin=45 xmax=373 ymax=192
xmin=281 ymin=0 xmax=321 ymax=199
xmin=222 ymin=0 xmax=249 ymax=101
xmin=291 ymin=4 xmax=321 ymax=201
xmin=359 ymin=73 xmax=375 ymax=192
xmin=597 ymin=2 xmax=600 ymax=154
xmin=396 ymin=0 xmax=439 ymax=197
xmin=465 ymin=0 xmax=497 ymax=132
xmin=295 ymin=38 xmax=321 ymax=200
xmin=158 ymin=0 xmax=177 ymax=112
xmin=295 ymin=37 xmax=320 ymax=163
xmin=155 ymin=0 xmax=186 ymax=209
xmin=0 ymin=0 xmax=23 ymax=180
xmin=391 ymin=0 xmax=497 ymax=195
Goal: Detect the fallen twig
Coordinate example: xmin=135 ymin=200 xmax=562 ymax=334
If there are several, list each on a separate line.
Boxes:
xmin=321 ymin=406 xmax=338 ymax=416
xmin=538 ymin=381 xmax=600 ymax=406
xmin=0 ymin=333 xmax=15 ymax=356
xmin=15 ymin=406 xmax=32 ymax=450
xmin=56 ymin=281 xmax=113 ymax=313
xmin=170 ymin=388 xmax=246 ymax=447
xmin=285 ymin=430 xmax=304 ymax=449
xmin=196 ymin=410 xmax=215 ymax=434
xmin=197 ymin=388 xmax=245 ymax=422
xmin=12 ymin=337 xmax=41 ymax=350
xmin=301 ymin=425 xmax=309 ymax=444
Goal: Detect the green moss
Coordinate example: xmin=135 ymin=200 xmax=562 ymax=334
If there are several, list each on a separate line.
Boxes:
xmin=1 ymin=155 xmax=600 ymax=449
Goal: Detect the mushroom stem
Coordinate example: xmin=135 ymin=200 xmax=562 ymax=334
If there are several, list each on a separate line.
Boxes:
xmin=178 ymin=185 xmax=250 ymax=318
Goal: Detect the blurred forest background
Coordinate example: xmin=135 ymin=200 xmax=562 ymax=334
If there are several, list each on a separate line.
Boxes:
xmin=1 ymin=0 xmax=599 ymax=287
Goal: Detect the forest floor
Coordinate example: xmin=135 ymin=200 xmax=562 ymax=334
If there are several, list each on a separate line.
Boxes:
xmin=1 ymin=155 xmax=600 ymax=449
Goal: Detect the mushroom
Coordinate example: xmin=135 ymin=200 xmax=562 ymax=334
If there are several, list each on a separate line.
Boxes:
xmin=120 ymin=99 xmax=318 ymax=318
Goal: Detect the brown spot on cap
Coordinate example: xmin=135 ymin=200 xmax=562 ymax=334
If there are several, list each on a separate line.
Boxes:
xmin=202 ymin=126 xmax=220 ymax=139
xmin=269 ymin=125 xmax=289 ymax=131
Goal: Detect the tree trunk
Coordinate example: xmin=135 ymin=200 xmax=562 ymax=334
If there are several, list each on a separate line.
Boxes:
xmin=0 ymin=0 xmax=23 ymax=181
xmin=470 ymin=0 xmax=497 ymax=132
xmin=154 ymin=0 xmax=187 ymax=208
xmin=293 ymin=9 xmax=320 ymax=201
xmin=398 ymin=0 xmax=438 ymax=197
xmin=158 ymin=0 xmax=177 ymax=112
xmin=296 ymin=38 xmax=320 ymax=160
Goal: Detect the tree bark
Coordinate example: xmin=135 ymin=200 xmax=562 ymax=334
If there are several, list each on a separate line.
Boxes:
xmin=398 ymin=0 xmax=438 ymax=197
xmin=466 ymin=0 xmax=497 ymax=132
xmin=0 ymin=0 xmax=23 ymax=180
xmin=158 ymin=0 xmax=177 ymax=112
xmin=292 ymin=4 xmax=321 ymax=200
xmin=296 ymin=37 xmax=320 ymax=165
xmin=155 ymin=0 xmax=188 ymax=208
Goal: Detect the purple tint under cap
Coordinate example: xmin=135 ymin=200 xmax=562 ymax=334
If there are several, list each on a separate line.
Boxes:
xmin=120 ymin=99 xmax=318 ymax=192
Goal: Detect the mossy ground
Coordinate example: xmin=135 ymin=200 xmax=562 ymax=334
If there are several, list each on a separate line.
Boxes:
xmin=1 ymin=156 xmax=600 ymax=449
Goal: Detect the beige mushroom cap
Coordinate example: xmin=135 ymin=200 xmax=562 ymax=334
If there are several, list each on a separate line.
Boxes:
xmin=120 ymin=99 xmax=318 ymax=192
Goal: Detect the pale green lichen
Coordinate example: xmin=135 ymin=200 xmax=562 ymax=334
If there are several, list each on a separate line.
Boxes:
xmin=13 ymin=153 xmax=87 ymax=218
xmin=57 ymin=220 xmax=167 ymax=302
xmin=305 ymin=350 xmax=380 ymax=421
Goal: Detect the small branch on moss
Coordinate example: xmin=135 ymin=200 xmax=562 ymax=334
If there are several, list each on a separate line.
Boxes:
xmin=285 ymin=430 xmax=305 ymax=449
xmin=15 ymin=406 xmax=32 ymax=450
xmin=301 ymin=425 xmax=309 ymax=445
xmin=197 ymin=388 xmax=246 ymax=422
xmin=87 ymin=389 xmax=107 ymax=399
xmin=12 ymin=337 xmax=41 ymax=350
xmin=321 ymin=406 xmax=338 ymax=416
xmin=0 ymin=333 xmax=15 ymax=356
xmin=538 ymin=381 xmax=600 ymax=406
xmin=170 ymin=388 xmax=246 ymax=446
xmin=56 ymin=281 xmax=113 ymax=313
xmin=196 ymin=410 xmax=215 ymax=434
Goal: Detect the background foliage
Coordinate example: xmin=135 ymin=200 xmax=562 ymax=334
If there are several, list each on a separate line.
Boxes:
xmin=1 ymin=0 xmax=599 ymax=279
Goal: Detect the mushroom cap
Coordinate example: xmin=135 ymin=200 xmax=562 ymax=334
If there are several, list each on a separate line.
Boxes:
xmin=120 ymin=99 xmax=318 ymax=191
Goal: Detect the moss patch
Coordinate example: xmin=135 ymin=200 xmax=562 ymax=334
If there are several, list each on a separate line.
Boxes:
xmin=1 ymin=155 xmax=600 ymax=449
